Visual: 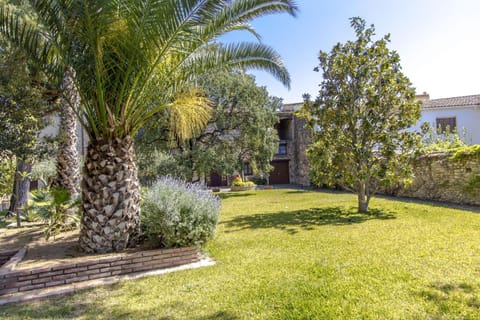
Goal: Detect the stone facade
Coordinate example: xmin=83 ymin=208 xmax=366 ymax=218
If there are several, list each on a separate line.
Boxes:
xmin=271 ymin=105 xmax=311 ymax=186
xmin=396 ymin=152 xmax=480 ymax=206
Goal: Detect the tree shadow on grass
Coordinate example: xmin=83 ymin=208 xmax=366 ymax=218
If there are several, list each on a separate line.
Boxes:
xmin=418 ymin=282 xmax=480 ymax=316
xmin=217 ymin=192 xmax=254 ymax=200
xmin=377 ymin=194 xmax=480 ymax=213
xmin=0 ymin=284 xmax=240 ymax=319
xmin=0 ymin=226 xmax=44 ymax=251
xmin=222 ymin=207 xmax=396 ymax=234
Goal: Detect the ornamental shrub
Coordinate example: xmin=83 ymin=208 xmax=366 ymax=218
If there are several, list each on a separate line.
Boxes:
xmin=232 ymin=180 xmax=256 ymax=187
xmin=419 ymin=122 xmax=467 ymax=154
xmin=141 ymin=176 xmax=221 ymax=248
xmin=232 ymin=175 xmax=243 ymax=185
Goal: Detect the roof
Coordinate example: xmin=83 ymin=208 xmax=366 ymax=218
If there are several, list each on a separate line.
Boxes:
xmin=421 ymin=94 xmax=480 ymax=109
xmin=281 ymin=94 xmax=480 ymax=111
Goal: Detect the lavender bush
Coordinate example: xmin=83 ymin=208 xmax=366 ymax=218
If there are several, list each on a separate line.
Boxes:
xmin=141 ymin=176 xmax=221 ymax=248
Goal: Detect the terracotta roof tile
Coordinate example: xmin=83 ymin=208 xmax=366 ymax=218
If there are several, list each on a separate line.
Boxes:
xmin=421 ymin=94 xmax=480 ymax=109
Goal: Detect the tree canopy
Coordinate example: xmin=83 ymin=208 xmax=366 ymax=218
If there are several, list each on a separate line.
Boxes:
xmin=137 ymin=70 xmax=280 ymax=182
xmin=1 ymin=0 xmax=298 ymax=252
xmin=0 ymin=47 xmax=54 ymax=161
xmin=301 ymin=17 xmax=421 ymax=213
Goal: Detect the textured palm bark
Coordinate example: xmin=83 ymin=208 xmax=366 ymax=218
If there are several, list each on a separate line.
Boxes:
xmin=78 ymin=136 xmax=141 ymax=253
xmin=52 ymin=69 xmax=81 ymax=196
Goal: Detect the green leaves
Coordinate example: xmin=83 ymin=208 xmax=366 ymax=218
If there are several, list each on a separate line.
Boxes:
xmin=136 ymin=70 xmax=280 ymax=181
xmin=28 ymin=187 xmax=80 ymax=240
xmin=2 ymin=0 xmax=297 ymax=141
xmin=302 ymin=17 xmax=421 ymax=212
xmin=0 ymin=47 xmax=55 ymax=162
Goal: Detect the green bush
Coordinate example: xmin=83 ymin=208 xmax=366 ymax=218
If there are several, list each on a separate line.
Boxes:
xmin=28 ymin=188 xmax=80 ymax=240
xmin=0 ymin=155 xmax=15 ymax=198
xmin=137 ymin=149 xmax=187 ymax=185
xmin=250 ymin=176 xmax=267 ymax=185
xmin=419 ymin=122 xmax=467 ymax=154
xmin=141 ymin=176 xmax=221 ymax=248
xmin=31 ymin=158 xmax=56 ymax=188
xmin=232 ymin=180 xmax=256 ymax=187
xmin=450 ymin=145 xmax=480 ymax=161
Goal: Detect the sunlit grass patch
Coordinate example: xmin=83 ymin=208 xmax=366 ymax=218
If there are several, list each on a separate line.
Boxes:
xmin=1 ymin=189 xmax=480 ymax=319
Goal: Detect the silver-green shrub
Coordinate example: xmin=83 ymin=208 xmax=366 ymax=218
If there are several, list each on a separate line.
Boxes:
xmin=141 ymin=176 xmax=221 ymax=248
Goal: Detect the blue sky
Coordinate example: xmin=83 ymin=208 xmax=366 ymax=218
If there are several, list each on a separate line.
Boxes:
xmin=222 ymin=0 xmax=480 ymax=103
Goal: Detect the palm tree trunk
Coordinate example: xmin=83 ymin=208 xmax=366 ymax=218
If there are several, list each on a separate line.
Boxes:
xmin=78 ymin=136 xmax=141 ymax=253
xmin=52 ymin=69 xmax=81 ymax=196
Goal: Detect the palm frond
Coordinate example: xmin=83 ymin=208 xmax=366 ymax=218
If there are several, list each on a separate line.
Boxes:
xmin=167 ymin=88 xmax=213 ymax=145
xmin=2 ymin=0 xmax=297 ymax=140
xmin=180 ymin=42 xmax=291 ymax=88
xmin=0 ymin=3 xmax=63 ymax=80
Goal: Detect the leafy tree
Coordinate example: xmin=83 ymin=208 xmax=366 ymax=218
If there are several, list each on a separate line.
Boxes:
xmin=137 ymin=70 xmax=280 ymax=183
xmin=1 ymin=0 xmax=298 ymax=252
xmin=301 ymin=17 xmax=421 ymax=213
xmin=0 ymin=0 xmax=81 ymax=197
xmin=0 ymin=46 xmax=54 ymax=225
xmin=0 ymin=152 xmax=15 ymax=199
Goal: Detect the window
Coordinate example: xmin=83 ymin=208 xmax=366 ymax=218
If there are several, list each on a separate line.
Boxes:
xmin=277 ymin=143 xmax=287 ymax=155
xmin=436 ymin=117 xmax=456 ymax=133
xmin=243 ymin=163 xmax=253 ymax=175
xmin=276 ymin=119 xmax=292 ymax=140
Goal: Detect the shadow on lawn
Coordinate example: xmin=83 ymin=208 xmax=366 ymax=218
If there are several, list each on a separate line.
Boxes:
xmin=0 ymin=285 xmax=240 ymax=319
xmin=223 ymin=207 xmax=395 ymax=234
xmin=418 ymin=282 xmax=480 ymax=316
xmin=217 ymin=192 xmax=254 ymax=200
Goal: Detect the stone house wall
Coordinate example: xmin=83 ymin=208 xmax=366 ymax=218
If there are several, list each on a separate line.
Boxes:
xmin=290 ymin=116 xmax=311 ymax=186
xmin=272 ymin=111 xmax=311 ymax=186
xmin=396 ymin=152 xmax=480 ymax=206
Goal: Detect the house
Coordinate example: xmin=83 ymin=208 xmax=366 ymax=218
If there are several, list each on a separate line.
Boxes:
xmin=206 ymin=102 xmax=312 ymax=187
xmin=269 ymin=93 xmax=480 ymax=187
xmin=411 ymin=93 xmax=480 ymax=144
xmin=269 ymin=103 xmax=310 ymax=186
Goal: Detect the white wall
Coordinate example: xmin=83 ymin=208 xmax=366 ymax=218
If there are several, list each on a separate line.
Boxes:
xmin=38 ymin=114 xmax=88 ymax=157
xmin=411 ymin=106 xmax=480 ymax=145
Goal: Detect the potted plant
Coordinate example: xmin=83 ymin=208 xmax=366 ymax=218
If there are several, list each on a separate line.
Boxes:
xmin=230 ymin=176 xmax=256 ymax=191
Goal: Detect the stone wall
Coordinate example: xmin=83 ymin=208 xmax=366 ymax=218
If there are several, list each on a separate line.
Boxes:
xmin=291 ymin=117 xmax=311 ymax=186
xmin=0 ymin=247 xmax=200 ymax=296
xmin=396 ymin=152 xmax=480 ymax=206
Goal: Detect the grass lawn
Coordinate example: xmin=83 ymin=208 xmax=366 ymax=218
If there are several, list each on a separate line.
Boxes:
xmin=2 ymin=189 xmax=480 ymax=319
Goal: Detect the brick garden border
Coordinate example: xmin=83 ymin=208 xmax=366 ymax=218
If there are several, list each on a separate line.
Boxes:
xmin=0 ymin=250 xmax=18 ymax=267
xmin=0 ymin=246 xmax=202 ymax=298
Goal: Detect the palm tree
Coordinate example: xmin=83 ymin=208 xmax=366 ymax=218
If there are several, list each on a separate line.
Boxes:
xmin=52 ymin=68 xmax=81 ymax=197
xmin=1 ymin=0 xmax=298 ymax=253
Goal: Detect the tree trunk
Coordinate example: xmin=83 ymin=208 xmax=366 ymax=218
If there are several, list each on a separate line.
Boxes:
xmin=78 ymin=136 xmax=141 ymax=253
xmin=53 ymin=69 xmax=81 ymax=196
xmin=357 ymin=182 xmax=369 ymax=213
xmin=9 ymin=160 xmax=32 ymax=227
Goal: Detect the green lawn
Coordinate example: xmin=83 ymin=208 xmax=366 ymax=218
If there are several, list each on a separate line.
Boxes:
xmin=2 ymin=189 xmax=480 ymax=319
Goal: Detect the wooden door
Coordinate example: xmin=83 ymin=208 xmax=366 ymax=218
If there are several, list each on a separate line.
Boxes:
xmin=269 ymin=161 xmax=290 ymax=184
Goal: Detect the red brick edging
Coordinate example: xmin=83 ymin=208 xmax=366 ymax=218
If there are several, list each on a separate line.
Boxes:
xmin=0 ymin=246 xmax=200 ymax=296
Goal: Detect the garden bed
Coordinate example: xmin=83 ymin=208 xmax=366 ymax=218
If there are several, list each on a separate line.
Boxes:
xmin=0 ymin=246 xmax=200 ymax=296
xmin=0 ymin=226 xmax=204 ymax=299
